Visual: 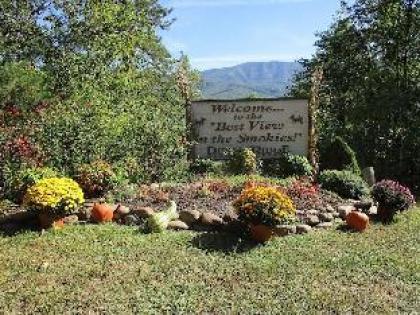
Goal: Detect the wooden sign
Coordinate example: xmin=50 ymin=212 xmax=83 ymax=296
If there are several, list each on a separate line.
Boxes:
xmin=190 ymin=98 xmax=309 ymax=160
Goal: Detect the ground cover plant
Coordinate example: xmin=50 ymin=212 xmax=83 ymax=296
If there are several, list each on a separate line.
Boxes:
xmin=0 ymin=208 xmax=418 ymax=313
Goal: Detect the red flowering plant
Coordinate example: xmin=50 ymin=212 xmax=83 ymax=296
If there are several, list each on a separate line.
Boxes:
xmin=284 ymin=178 xmax=323 ymax=211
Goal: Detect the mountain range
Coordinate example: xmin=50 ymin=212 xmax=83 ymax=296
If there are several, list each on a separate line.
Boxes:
xmin=199 ymin=61 xmax=302 ymax=100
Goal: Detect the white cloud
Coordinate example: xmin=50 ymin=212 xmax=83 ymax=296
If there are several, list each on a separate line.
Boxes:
xmin=191 ymin=53 xmax=304 ymax=70
xmin=168 ymin=0 xmax=312 ymax=8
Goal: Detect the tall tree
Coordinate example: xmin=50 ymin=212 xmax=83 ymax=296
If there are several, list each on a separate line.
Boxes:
xmin=290 ymin=0 xmax=420 ymax=192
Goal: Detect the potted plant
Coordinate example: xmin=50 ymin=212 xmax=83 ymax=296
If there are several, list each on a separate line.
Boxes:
xmin=372 ymin=180 xmax=415 ymax=223
xmin=23 ymin=177 xmax=85 ymax=229
xmin=233 ymin=185 xmax=296 ymax=243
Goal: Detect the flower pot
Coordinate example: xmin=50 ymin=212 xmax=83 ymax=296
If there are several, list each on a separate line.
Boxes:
xmin=38 ymin=212 xmax=65 ymax=230
xmin=346 ymin=211 xmax=369 ymax=232
xmin=377 ymin=206 xmax=395 ymax=223
xmin=91 ymin=203 xmax=113 ymax=223
xmin=250 ymin=224 xmax=274 ymax=243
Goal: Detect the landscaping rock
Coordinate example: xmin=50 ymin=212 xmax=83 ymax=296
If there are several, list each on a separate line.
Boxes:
xmin=63 ymin=215 xmax=79 ymax=224
xmin=167 ymin=220 xmax=189 ymax=231
xmin=200 ymin=212 xmax=223 ymax=226
xmin=316 ymin=222 xmax=334 ymax=229
xmin=77 ymin=207 xmax=92 ymax=221
xmin=296 ymin=210 xmax=305 ymax=216
xmin=124 ymin=215 xmax=139 ymax=226
xmin=296 ymin=224 xmax=312 ymax=234
xmin=133 ymin=207 xmax=155 ymax=218
xmin=274 ymin=225 xmax=296 ymax=236
xmin=368 ymin=206 xmax=378 ymax=215
xmin=332 ymin=212 xmax=340 ymax=218
xmin=115 ymin=205 xmax=131 ymax=216
xmin=319 ymin=213 xmax=334 ymax=222
xmin=179 ymin=209 xmax=201 ymax=225
xmin=338 ymin=205 xmax=356 ymax=219
xmin=305 ymin=215 xmax=320 ymax=226
xmin=354 ymin=201 xmax=373 ymax=212
xmin=223 ymin=209 xmax=238 ymax=223
xmin=325 ymin=205 xmax=335 ymax=213
xmin=307 ymin=209 xmax=320 ymax=216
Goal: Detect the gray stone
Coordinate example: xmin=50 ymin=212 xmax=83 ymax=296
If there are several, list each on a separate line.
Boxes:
xmin=338 ymin=205 xmax=356 ymax=219
xmin=133 ymin=207 xmax=155 ymax=218
xmin=332 ymin=212 xmax=340 ymax=218
xmin=362 ymin=167 xmax=376 ymax=186
xmin=274 ymin=225 xmax=296 ymax=236
xmin=296 ymin=224 xmax=312 ymax=234
xmin=63 ymin=215 xmax=79 ymax=224
xmin=296 ymin=210 xmax=305 ymax=216
xmin=124 ymin=215 xmax=139 ymax=226
xmin=167 ymin=220 xmax=189 ymax=231
xmin=305 ymin=215 xmax=320 ymax=226
xmin=307 ymin=209 xmax=320 ymax=216
xmin=325 ymin=205 xmax=335 ymax=213
xmin=179 ymin=209 xmax=201 ymax=225
xmin=316 ymin=222 xmax=334 ymax=229
xmin=200 ymin=212 xmax=223 ymax=226
xmin=368 ymin=206 xmax=378 ymax=215
xmin=319 ymin=213 xmax=334 ymax=222
xmin=115 ymin=205 xmax=131 ymax=216
xmin=223 ymin=209 xmax=238 ymax=223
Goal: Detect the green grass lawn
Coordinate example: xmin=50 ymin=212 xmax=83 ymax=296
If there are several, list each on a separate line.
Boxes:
xmin=0 ymin=209 xmax=419 ymax=314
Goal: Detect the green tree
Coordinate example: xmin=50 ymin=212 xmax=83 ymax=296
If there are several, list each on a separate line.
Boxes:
xmin=0 ymin=0 xmax=191 ymax=184
xmin=290 ymin=0 xmax=420 ymax=192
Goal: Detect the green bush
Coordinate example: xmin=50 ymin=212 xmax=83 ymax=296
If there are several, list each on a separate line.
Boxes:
xmin=263 ymin=153 xmax=313 ymax=178
xmin=8 ymin=166 xmax=59 ymax=203
xmin=319 ymin=170 xmax=369 ymax=199
xmin=227 ymin=148 xmax=258 ymax=175
xmin=320 ymin=136 xmax=361 ymax=175
xmin=75 ymin=160 xmax=118 ymax=198
xmin=104 ymin=181 xmax=139 ymax=204
xmin=190 ymin=159 xmax=224 ymax=175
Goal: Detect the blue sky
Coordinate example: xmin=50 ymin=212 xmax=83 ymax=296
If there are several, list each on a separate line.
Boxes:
xmin=160 ymin=0 xmax=343 ymax=70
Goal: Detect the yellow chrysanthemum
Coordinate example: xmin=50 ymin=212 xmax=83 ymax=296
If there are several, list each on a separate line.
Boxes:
xmin=23 ymin=178 xmax=85 ymax=215
xmin=233 ymin=185 xmax=295 ymax=225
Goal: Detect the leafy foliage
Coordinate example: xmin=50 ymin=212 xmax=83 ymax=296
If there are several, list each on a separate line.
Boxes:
xmin=320 ymin=136 xmax=361 ymax=175
xmin=23 ymin=177 xmax=84 ymax=216
xmin=372 ymin=180 xmax=415 ymax=213
xmin=75 ymin=160 xmax=118 ymax=198
xmin=190 ymin=159 xmax=224 ymax=175
xmin=233 ymin=185 xmax=296 ymax=226
xmin=7 ymin=166 xmax=59 ymax=203
xmin=227 ymin=148 xmax=258 ymax=175
xmin=0 ymin=1 xmax=192 ymax=185
xmin=319 ymin=170 xmax=370 ymax=200
xmin=263 ymin=153 xmax=313 ymax=178
xmin=290 ymin=0 xmax=420 ymax=193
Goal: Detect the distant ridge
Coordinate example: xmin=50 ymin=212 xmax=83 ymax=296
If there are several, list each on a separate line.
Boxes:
xmin=199 ymin=61 xmax=302 ymax=100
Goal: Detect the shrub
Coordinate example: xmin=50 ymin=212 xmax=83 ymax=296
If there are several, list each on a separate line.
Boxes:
xmin=9 ymin=166 xmax=59 ymax=203
xmin=227 ymin=148 xmax=258 ymax=175
xmin=104 ymin=181 xmax=138 ymax=204
xmin=233 ymin=185 xmax=296 ymax=226
xmin=190 ymin=159 xmax=224 ymax=175
xmin=372 ymin=180 xmax=415 ymax=219
xmin=319 ymin=170 xmax=369 ymax=199
xmin=75 ymin=160 xmax=118 ymax=197
xmin=320 ymin=136 xmax=361 ymax=175
xmin=263 ymin=153 xmax=313 ymax=178
xmin=23 ymin=178 xmax=84 ymax=216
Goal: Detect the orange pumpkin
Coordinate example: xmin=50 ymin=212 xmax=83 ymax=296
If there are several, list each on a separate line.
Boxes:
xmin=346 ymin=211 xmax=369 ymax=232
xmin=91 ymin=203 xmax=113 ymax=223
xmin=250 ymin=224 xmax=274 ymax=243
